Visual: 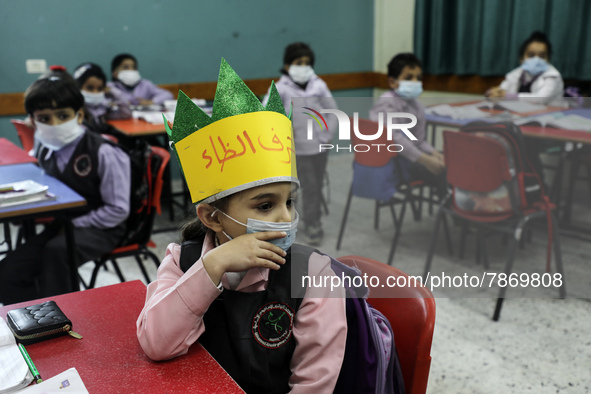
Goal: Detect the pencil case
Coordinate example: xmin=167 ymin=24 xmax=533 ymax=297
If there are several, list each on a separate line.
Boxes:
xmin=6 ymin=300 xmax=82 ymax=345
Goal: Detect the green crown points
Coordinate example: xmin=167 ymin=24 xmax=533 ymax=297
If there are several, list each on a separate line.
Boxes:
xmin=166 ymin=58 xmax=287 ymax=144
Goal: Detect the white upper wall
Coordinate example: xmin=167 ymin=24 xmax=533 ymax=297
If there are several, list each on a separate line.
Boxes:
xmin=374 ymin=0 xmax=415 ymax=73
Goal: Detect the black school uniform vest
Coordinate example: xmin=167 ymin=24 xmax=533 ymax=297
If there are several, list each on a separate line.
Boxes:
xmin=36 ymin=131 xmax=108 ymax=218
xmin=180 ymin=238 xmax=312 ymax=394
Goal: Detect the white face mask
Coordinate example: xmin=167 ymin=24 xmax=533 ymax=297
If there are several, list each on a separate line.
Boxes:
xmin=117 ymin=70 xmax=141 ymax=87
xmin=395 ymin=80 xmax=423 ymax=99
xmin=212 ymin=209 xmax=299 ymax=251
xmin=35 ymin=116 xmax=85 ymax=151
xmin=288 ymin=65 xmax=314 ymax=84
xmin=81 ymin=91 xmax=106 ymax=106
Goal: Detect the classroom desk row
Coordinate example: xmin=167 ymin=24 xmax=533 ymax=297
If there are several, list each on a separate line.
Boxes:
xmin=0 ymin=280 xmax=244 ymax=393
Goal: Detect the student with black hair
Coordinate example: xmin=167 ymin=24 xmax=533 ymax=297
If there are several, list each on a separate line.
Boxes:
xmin=73 ymin=62 xmax=131 ymax=125
xmin=370 ymin=53 xmax=447 ymax=200
xmin=107 ymin=53 xmax=173 ymax=106
xmin=0 ymin=67 xmax=131 ymax=304
xmin=486 ymin=31 xmax=564 ymax=105
xmin=262 ymin=42 xmax=338 ymax=246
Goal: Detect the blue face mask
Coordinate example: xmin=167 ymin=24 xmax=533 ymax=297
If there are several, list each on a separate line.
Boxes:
xmin=213 ymin=210 xmax=299 ymax=252
xmin=395 ymin=80 xmax=423 ymax=99
xmin=521 ymin=56 xmax=549 ymax=76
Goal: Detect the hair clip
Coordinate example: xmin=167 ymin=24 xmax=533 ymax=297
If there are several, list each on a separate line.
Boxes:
xmin=49 ymin=65 xmax=67 ymax=72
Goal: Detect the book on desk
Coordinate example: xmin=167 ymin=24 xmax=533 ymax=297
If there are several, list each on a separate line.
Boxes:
xmin=0 ymin=180 xmax=56 ymax=208
xmin=0 ymin=318 xmax=33 ymax=393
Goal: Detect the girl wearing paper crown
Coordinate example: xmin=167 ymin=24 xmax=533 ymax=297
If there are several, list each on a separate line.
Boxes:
xmin=137 ymin=59 xmax=347 ymax=393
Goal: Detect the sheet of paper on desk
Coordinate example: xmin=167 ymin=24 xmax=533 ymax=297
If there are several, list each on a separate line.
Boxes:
xmin=19 ymin=368 xmax=88 ymax=394
xmin=515 ymin=113 xmax=591 ymax=131
xmin=132 ymin=111 xmax=176 ymax=124
xmin=488 ymin=100 xmax=547 ymax=113
xmin=0 ymin=318 xmax=33 ymax=394
xmin=425 ymin=104 xmax=490 ymax=120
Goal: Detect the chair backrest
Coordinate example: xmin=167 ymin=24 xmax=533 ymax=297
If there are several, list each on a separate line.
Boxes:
xmin=10 ymin=120 xmax=35 ymax=153
xmin=119 ymin=144 xmax=170 ymax=247
xmin=337 ymin=255 xmax=436 ymax=394
xmin=444 ymin=130 xmax=512 ymax=193
xmin=350 ymin=117 xmax=396 ymax=167
xmin=149 ymin=146 xmax=171 ymax=214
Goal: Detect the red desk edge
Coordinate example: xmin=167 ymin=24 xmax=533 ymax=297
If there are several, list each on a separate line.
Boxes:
xmin=0 ymin=281 xmax=243 ymax=393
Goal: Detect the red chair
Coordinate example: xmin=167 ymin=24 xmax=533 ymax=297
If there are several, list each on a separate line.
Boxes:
xmin=10 ymin=120 xmax=35 ymax=153
xmin=336 ymin=117 xmax=451 ymax=265
xmin=337 ymin=255 xmax=436 ymax=394
xmin=84 ymin=146 xmax=170 ymax=288
xmin=423 ymin=130 xmax=566 ymax=321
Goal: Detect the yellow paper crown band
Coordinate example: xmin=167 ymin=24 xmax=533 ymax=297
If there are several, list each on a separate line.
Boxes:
xmin=175 ymin=111 xmax=298 ymax=203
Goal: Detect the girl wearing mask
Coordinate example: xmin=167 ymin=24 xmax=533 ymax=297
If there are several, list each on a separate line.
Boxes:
xmin=0 ymin=67 xmax=131 ymax=305
xmin=107 ymin=53 xmax=173 ymax=106
xmin=263 ymin=42 xmax=338 ymax=246
xmin=369 ymin=53 xmax=447 ymax=200
xmin=73 ymin=62 xmax=131 ymax=125
xmin=486 ymin=31 xmax=564 ymax=106
xmin=138 ymin=59 xmax=346 ymax=393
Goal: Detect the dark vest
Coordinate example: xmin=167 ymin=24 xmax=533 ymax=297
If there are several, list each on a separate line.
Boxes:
xmin=180 ymin=239 xmax=312 ymax=394
xmin=36 ymin=131 xmax=109 ymax=218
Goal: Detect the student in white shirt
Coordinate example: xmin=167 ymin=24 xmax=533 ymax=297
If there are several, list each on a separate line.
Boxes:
xmin=486 ymin=31 xmax=564 ymax=106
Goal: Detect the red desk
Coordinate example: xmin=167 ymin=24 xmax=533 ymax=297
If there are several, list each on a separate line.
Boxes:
xmin=108 ymin=119 xmax=166 ymax=137
xmin=0 ymin=138 xmax=37 ymax=166
xmin=0 ymin=281 xmax=244 ymax=394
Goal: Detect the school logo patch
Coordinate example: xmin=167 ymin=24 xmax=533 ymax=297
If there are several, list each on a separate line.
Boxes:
xmin=252 ymin=303 xmax=294 ymax=349
xmin=73 ymin=154 xmax=92 ymax=177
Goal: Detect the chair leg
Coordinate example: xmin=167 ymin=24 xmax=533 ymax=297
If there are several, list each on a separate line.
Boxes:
xmin=492 ymin=224 xmax=521 ymax=321
xmin=387 ymin=196 xmax=408 ymax=265
xmin=89 ymin=260 xmax=104 ymax=289
xmin=2 ymin=222 xmax=13 ymax=252
xmin=550 ymin=211 xmax=566 ymax=298
xmin=374 ymin=201 xmax=380 ymax=230
xmin=458 ymin=221 xmax=468 ymax=260
xmin=441 ymin=213 xmax=454 ymax=256
xmin=110 ymin=259 xmax=126 ymax=283
xmin=422 ymin=207 xmax=445 ymax=282
xmin=336 ymin=186 xmax=354 ymax=250
xmin=135 ymin=254 xmax=152 ymax=283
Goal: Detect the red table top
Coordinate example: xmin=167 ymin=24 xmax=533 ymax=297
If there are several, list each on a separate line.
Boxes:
xmin=0 ymin=281 xmax=243 ymax=393
xmin=108 ymin=119 xmax=167 ymax=137
xmin=0 ymin=138 xmax=37 ymax=166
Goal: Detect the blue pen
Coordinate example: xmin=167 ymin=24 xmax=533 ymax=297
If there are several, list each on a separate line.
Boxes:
xmin=18 ymin=343 xmax=42 ymax=384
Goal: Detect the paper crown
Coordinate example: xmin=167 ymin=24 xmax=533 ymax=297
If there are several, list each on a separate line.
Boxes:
xmin=165 ymin=59 xmax=298 ymax=204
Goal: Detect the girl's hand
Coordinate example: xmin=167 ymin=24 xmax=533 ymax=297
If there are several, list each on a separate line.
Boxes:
xmin=202 ymin=232 xmax=287 ymax=286
xmin=486 ymin=87 xmax=506 ymax=98
xmin=417 ymin=153 xmax=445 ymax=175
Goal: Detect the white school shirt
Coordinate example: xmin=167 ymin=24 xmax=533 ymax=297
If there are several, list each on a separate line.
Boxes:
xmin=499 ymin=64 xmax=566 ymax=106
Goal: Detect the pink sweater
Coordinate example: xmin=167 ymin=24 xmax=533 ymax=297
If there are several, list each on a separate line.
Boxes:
xmin=137 ymin=232 xmax=347 ymax=393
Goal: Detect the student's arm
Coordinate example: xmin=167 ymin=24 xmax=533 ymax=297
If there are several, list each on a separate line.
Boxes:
xmin=136 ymin=243 xmax=222 ymax=361
xmin=289 ymin=253 xmax=347 ymax=393
xmin=105 ymin=95 xmax=132 ymax=120
xmin=318 ymin=85 xmax=338 ymax=144
xmin=71 ymin=144 xmax=130 ymax=229
xmin=143 ymin=80 xmax=174 ymax=105
xmin=518 ymin=74 xmax=564 ymax=105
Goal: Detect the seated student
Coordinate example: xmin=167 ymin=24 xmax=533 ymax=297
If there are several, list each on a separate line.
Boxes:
xmin=107 ymin=53 xmax=174 ymax=106
xmin=262 ymin=42 xmax=338 ymax=246
xmin=137 ymin=60 xmax=347 ymax=393
xmin=73 ymin=62 xmax=131 ymax=126
xmin=370 ymin=53 xmax=447 ymax=199
xmin=486 ymin=31 xmax=564 ymax=106
xmin=0 ymin=67 xmax=131 ymax=304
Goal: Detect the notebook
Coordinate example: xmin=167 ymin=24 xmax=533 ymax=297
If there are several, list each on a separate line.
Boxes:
xmin=0 ymin=318 xmax=33 ymax=393
xmin=0 ymin=180 xmax=55 ymax=208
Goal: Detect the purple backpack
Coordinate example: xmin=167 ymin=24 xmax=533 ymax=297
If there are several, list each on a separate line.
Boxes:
xmin=328 ymin=256 xmax=406 ymax=394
